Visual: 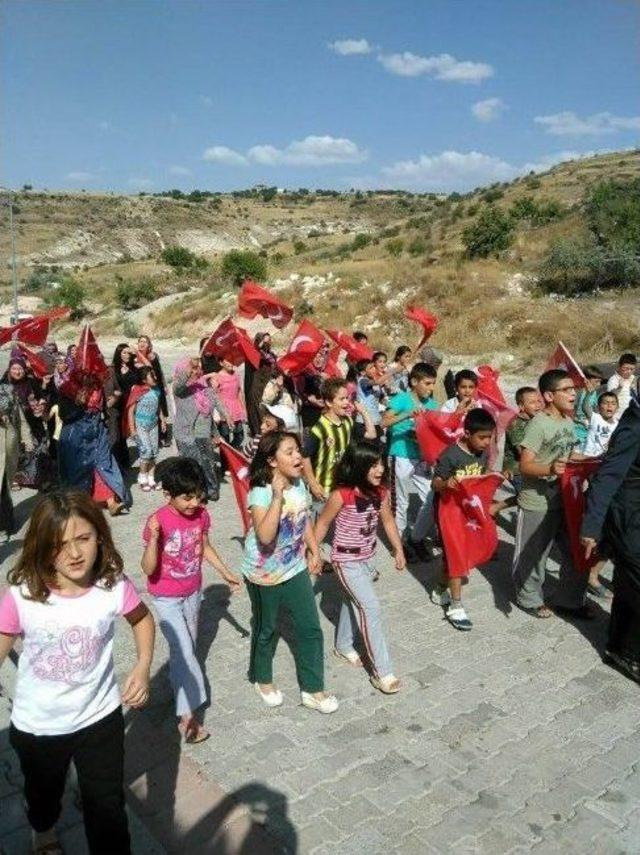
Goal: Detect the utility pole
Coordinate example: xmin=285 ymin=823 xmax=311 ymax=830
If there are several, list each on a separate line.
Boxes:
xmin=8 ymin=195 xmax=19 ymax=322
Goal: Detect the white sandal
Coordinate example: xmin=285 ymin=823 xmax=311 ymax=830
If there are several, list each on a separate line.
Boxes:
xmin=300 ymin=691 xmax=339 ymax=714
xmin=370 ymin=674 xmax=401 ymax=694
xmin=254 ymin=682 xmax=283 ymax=708
xmin=333 ymin=648 xmax=363 ymax=667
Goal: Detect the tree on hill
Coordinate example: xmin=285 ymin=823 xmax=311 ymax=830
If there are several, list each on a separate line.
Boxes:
xmin=462 ymin=205 xmax=514 ymax=258
xmin=221 ymin=250 xmax=267 ymax=287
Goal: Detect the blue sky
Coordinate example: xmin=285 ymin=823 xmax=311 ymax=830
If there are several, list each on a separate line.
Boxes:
xmin=2 ymin=0 xmax=639 ymax=193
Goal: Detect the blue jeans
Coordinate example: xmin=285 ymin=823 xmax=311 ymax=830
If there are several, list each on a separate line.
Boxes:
xmin=153 ymin=591 xmax=207 ymax=717
xmin=335 ymin=560 xmax=393 ymax=679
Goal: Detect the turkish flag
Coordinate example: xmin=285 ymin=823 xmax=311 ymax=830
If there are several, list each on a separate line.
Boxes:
xmin=237 ymin=281 xmax=293 ymax=330
xmin=201 ymin=319 xmax=261 ymax=368
xmin=475 ymin=367 xmax=518 ymax=470
xmin=438 ymin=473 xmax=503 ymax=577
xmin=546 ymin=341 xmax=586 ymax=389
xmin=560 ymin=459 xmax=601 ymax=573
xmin=77 ymin=326 xmax=109 ymax=378
xmin=0 ymin=315 xmax=50 ymax=347
xmin=15 ymin=343 xmax=50 ymax=379
xmin=277 ymin=319 xmax=325 ymax=375
xmin=219 ymin=441 xmax=251 ymax=534
xmin=415 ymin=411 xmax=465 ymax=465
xmin=405 ymin=306 xmax=438 ymax=349
xmin=325 ymin=329 xmax=374 ymax=362
xmin=324 ymin=345 xmax=343 ymax=379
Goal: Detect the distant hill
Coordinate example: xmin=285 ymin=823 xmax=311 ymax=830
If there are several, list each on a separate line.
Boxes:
xmin=2 ymin=149 xmax=639 ymax=367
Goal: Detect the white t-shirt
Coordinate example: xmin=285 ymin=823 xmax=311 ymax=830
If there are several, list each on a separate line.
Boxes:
xmin=606 ymin=373 xmax=635 ymax=413
xmin=583 ymin=413 xmax=616 ymax=457
xmin=0 ymin=577 xmax=141 ymax=736
xmin=441 ymin=397 xmax=480 ymax=414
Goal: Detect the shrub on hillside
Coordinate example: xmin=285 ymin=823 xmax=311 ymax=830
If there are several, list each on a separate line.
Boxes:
xmin=510 ymin=195 xmax=566 ymax=226
xmin=293 ymin=240 xmax=307 ymax=255
xmin=161 ymin=245 xmax=201 ymax=270
xmin=386 ymin=238 xmax=404 ymax=257
xmin=407 ymin=237 xmax=428 ymax=256
xmin=43 ymin=277 xmax=86 ymax=319
xmin=585 ymin=178 xmax=640 ymax=252
xmin=221 ymin=249 xmax=267 ymax=287
xmin=462 ymin=205 xmax=514 ymax=258
xmin=116 ymin=279 xmax=158 ymax=310
xmin=539 ymin=237 xmax=640 ymax=296
xmin=351 ymin=233 xmax=371 ymax=251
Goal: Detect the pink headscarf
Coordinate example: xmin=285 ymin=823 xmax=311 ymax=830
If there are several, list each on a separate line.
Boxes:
xmin=173 ymin=357 xmax=212 ymax=416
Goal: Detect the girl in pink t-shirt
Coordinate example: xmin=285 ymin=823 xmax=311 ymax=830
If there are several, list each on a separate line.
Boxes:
xmin=0 ymin=490 xmax=154 ymax=855
xmin=215 ymin=359 xmax=247 ymax=450
xmin=142 ymin=457 xmax=242 ymax=743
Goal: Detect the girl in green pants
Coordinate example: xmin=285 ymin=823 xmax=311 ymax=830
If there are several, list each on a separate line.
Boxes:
xmin=241 ymin=431 xmax=339 ymax=714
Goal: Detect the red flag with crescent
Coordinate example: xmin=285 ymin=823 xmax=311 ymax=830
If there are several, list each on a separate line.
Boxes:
xmin=438 ymin=473 xmax=503 ymax=577
xmin=237 ymin=281 xmax=293 ymax=330
xmin=201 ymin=319 xmax=261 ymax=368
xmin=560 ymin=459 xmax=602 ymax=573
xmin=0 ymin=315 xmax=50 ymax=347
xmin=325 ymin=329 xmax=374 ymax=362
xmin=415 ymin=411 xmax=465 ymax=465
xmin=545 ymin=341 xmax=586 ymax=389
xmin=77 ymin=326 xmax=109 ymax=378
xmin=219 ymin=441 xmax=251 ymax=534
xmin=277 ymin=319 xmax=325 ymax=374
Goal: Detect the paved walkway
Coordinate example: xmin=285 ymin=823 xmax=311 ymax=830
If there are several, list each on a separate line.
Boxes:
xmin=1 ymin=467 xmax=640 ymax=853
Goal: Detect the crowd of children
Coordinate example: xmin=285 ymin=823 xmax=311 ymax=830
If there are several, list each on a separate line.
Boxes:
xmin=0 ymin=321 xmax=637 ymax=853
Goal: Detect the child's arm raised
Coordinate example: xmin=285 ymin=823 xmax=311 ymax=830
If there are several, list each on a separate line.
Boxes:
xmin=353 ymin=401 xmax=377 ymax=440
xmin=203 ymin=536 xmax=242 ymax=592
xmin=121 ymin=606 xmax=154 ymax=709
xmin=314 ymin=490 xmax=344 ymax=546
xmin=251 ymin=471 xmax=288 ymax=544
xmin=141 ymin=515 xmax=161 ymax=576
xmin=379 ymin=496 xmax=406 ymax=571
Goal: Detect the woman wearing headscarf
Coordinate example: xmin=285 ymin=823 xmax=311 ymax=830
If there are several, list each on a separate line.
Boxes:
xmin=0 ymin=380 xmax=33 ymax=536
xmin=243 ymin=333 xmax=277 ymax=433
xmin=172 ymin=357 xmax=229 ymax=502
xmin=57 ymin=368 xmax=131 ymax=515
xmin=581 ymin=398 xmax=640 ymax=684
xmin=134 ymin=334 xmax=169 ymax=445
xmin=1 ymin=360 xmax=53 ymax=491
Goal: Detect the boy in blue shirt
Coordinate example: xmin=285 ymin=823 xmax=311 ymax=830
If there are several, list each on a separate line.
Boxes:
xmin=355 ymin=358 xmax=386 ymax=439
xmin=381 ymin=362 xmax=438 ymax=561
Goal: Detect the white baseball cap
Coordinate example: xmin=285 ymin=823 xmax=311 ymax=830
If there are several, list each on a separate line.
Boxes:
xmin=264 ymin=404 xmax=298 ymax=431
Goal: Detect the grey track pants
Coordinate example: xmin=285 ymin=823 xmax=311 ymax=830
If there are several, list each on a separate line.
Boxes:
xmin=512 ymin=506 xmax=587 ymax=610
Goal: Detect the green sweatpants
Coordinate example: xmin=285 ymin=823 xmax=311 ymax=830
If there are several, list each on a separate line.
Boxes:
xmin=247 ymin=570 xmax=324 ymax=693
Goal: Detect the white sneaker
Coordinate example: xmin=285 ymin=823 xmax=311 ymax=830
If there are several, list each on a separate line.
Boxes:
xmin=137 ymin=473 xmax=148 ymax=487
xmin=446 ymin=603 xmax=473 ymax=631
xmin=300 ymin=691 xmax=339 ymax=714
xmin=254 ymin=683 xmax=283 ymax=707
xmin=430 ymin=585 xmax=451 ymax=607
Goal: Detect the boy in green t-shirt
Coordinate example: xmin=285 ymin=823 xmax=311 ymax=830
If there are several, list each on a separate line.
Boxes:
xmin=381 ymin=362 xmax=438 ymax=562
xmin=503 ymin=386 xmax=542 ymax=486
xmin=512 ymin=369 xmax=590 ymax=618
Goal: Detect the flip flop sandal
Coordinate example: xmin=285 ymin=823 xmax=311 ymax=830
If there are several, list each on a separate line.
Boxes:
xmin=517 ymin=604 xmax=553 ymax=619
xmin=587 ymin=583 xmax=610 ymax=599
xmin=184 ymin=727 xmax=210 ymax=744
xmin=370 ymin=674 xmax=401 ymax=694
xmin=333 ymin=648 xmax=363 ymax=667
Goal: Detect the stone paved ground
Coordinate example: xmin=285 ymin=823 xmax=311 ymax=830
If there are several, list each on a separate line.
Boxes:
xmin=1 ymin=465 xmax=640 ymax=854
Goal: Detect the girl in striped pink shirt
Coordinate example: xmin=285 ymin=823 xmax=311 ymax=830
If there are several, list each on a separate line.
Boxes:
xmin=315 ymin=442 xmax=406 ymax=694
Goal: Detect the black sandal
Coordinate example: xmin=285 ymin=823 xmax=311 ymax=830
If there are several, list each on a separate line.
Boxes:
xmin=603 ymin=650 xmax=640 ymax=684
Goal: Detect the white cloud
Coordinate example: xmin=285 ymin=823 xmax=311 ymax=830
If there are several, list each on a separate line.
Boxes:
xmin=248 ymin=135 xmax=367 ymax=166
xmin=127 ymin=177 xmax=155 ymax=189
xmin=472 ymin=97 xmax=506 ymax=122
xmin=383 ymin=150 xmax=514 ymax=190
xmin=378 ymin=51 xmax=493 ymax=83
xmin=203 ymin=135 xmax=367 ymax=167
xmin=203 ymin=146 xmax=248 ymax=165
xmin=534 ymin=111 xmax=640 ymax=136
xmin=169 ymin=165 xmax=192 ymax=176
xmin=379 ymin=146 xmax=619 ymax=191
xmin=66 ymin=171 xmax=95 ymax=181
xmin=328 ymin=38 xmax=372 ymax=55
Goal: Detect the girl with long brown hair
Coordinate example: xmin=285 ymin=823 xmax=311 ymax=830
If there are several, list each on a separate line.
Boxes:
xmin=0 ymin=490 xmax=155 ymax=854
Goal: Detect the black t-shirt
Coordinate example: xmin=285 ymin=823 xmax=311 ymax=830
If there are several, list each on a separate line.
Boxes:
xmin=433 ymin=442 xmax=487 ymax=481
xmin=299 ymin=372 xmax=324 ymax=428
